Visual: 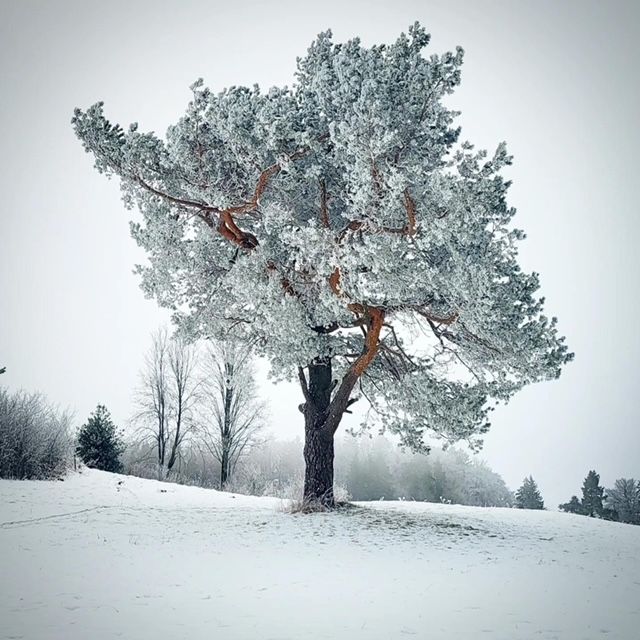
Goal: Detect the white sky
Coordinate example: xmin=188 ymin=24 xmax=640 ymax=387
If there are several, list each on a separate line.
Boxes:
xmin=1 ymin=0 xmax=639 ymax=507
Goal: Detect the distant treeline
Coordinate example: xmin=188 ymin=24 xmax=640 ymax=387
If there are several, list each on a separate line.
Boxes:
xmin=559 ymin=470 xmax=640 ymax=526
xmin=122 ymin=434 xmax=514 ymax=507
xmin=2 ymin=381 xmax=637 ymax=523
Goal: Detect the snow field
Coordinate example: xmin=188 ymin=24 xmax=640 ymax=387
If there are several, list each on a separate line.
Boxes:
xmin=1 ymin=470 xmax=639 ymax=639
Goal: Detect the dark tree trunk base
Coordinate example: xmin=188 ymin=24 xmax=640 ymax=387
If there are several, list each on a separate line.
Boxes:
xmin=303 ymin=423 xmax=335 ymax=508
xmin=301 ymin=358 xmax=336 ymax=509
xmin=220 ymin=450 xmax=229 ymax=491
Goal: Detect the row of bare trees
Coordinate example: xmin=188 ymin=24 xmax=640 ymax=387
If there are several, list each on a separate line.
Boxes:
xmin=131 ymin=329 xmax=265 ymax=489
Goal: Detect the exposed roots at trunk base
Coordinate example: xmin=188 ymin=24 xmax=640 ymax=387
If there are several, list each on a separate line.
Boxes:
xmin=289 ymin=496 xmax=355 ymax=514
xmin=290 ymin=496 xmax=334 ymax=513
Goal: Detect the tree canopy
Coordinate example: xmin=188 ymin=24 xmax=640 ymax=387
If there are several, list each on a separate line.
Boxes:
xmin=73 ymin=24 xmax=571 ymax=501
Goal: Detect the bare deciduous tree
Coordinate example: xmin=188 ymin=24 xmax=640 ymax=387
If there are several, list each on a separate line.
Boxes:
xmin=134 ymin=328 xmax=200 ymax=478
xmin=199 ymin=341 xmax=264 ymax=490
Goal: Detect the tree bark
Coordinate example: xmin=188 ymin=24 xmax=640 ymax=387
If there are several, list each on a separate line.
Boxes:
xmin=301 ymin=358 xmax=335 ymax=508
xmin=300 ymin=311 xmax=385 ymax=508
xmin=220 ymin=448 xmax=229 ymax=490
xmin=220 ymin=362 xmax=234 ymax=490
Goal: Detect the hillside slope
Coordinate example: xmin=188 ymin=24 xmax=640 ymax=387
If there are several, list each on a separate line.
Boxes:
xmin=1 ymin=470 xmax=639 ymax=639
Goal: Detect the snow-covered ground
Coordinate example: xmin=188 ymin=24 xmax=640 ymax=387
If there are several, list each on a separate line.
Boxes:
xmin=1 ymin=470 xmax=639 ymax=640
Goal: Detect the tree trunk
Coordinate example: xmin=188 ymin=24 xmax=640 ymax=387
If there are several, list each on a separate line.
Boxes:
xmin=220 ymin=447 xmax=229 ymax=490
xmin=302 ymin=359 xmax=335 ymax=508
xmin=220 ymin=362 xmax=234 ymax=491
xmin=303 ymin=418 xmax=335 ymax=507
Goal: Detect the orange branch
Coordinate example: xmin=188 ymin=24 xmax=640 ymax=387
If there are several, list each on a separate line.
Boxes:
xmin=403 ymin=188 xmax=417 ymax=236
xmin=381 ymin=188 xmax=417 ymax=236
xmin=352 ymin=308 xmax=385 ymax=376
xmin=323 ymin=307 xmax=386 ymax=435
xmin=328 ymin=267 xmax=367 ymax=315
xmin=267 ymin=261 xmax=297 ymax=297
xmin=329 ymin=267 xmax=342 ymax=297
xmin=218 ymin=211 xmax=258 ymax=249
xmin=337 ymin=188 xmax=417 ymax=241
xmin=320 ymin=179 xmax=329 ymax=228
xmin=337 ymin=220 xmax=365 ymax=243
xmin=416 ymin=309 xmax=459 ymax=325
xmin=224 ymin=163 xmax=281 ymax=216
xmin=214 ymin=146 xmax=320 ymax=249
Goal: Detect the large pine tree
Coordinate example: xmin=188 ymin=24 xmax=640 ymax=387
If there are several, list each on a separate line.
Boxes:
xmin=73 ymin=24 xmax=572 ymax=507
xmin=515 ymin=476 xmax=544 ymax=510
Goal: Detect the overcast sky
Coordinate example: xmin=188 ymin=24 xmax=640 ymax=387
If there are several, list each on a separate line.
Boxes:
xmin=1 ymin=0 xmax=639 ymax=507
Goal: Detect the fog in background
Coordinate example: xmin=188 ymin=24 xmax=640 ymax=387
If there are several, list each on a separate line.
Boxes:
xmin=1 ymin=0 xmax=638 ymax=508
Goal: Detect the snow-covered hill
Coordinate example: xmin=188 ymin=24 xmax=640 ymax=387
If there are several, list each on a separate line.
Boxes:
xmin=1 ymin=470 xmax=638 ymax=640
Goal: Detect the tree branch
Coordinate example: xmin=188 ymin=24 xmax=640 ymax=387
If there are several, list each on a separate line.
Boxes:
xmin=222 ymin=163 xmax=281 ymax=217
xmin=298 ymin=367 xmax=310 ymax=403
xmin=135 ymin=176 xmax=219 ymax=214
xmin=323 ymin=307 xmax=385 ymax=436
xmin=319 ymin=178 xmax=330 ymax=228
xmin=337 ymin=188 xmax=418 ymax=241
xmin=416 ymin=308 xmax=459 ymax=325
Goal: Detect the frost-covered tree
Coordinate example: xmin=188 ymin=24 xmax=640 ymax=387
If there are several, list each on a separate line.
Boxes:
xmin=515 ymin=476 xmax=544 ymax=510
xmin=76 ymin=405 xmax=124 ymax=473
xmin=559 ymin=495 xmax=584 ymax=515
xmin=0 ymin=387 xmax=73 ymax=479
xmin=606 ymin=478 xmax=639 ymax=524
xmin=200 ymin=341 xmax=265 ymax=489
xmin=581 ymin=470 xmax=605 ymax=518
xmin=73 ymin=24 xmax=572 ymax=507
